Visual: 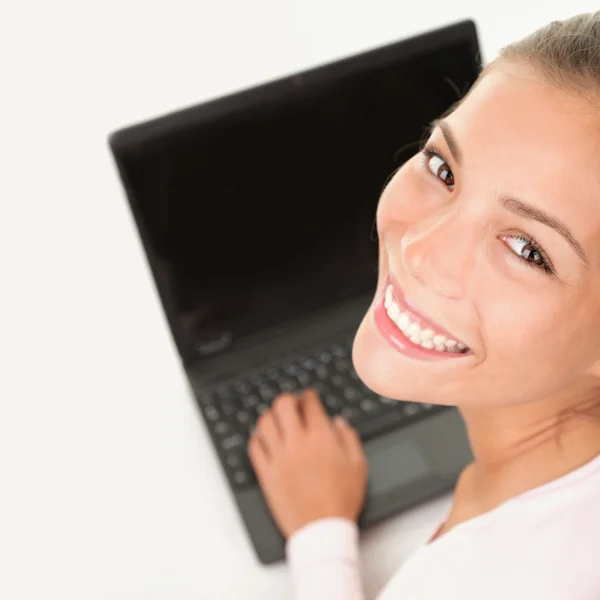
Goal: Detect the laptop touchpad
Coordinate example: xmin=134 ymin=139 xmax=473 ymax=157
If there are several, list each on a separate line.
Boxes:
xmin=367 ymin=438 xmax=433 ymax=496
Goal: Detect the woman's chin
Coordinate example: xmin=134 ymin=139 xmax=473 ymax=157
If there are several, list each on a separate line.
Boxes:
xmin=351 ymin=305 xmax=455 ymax=406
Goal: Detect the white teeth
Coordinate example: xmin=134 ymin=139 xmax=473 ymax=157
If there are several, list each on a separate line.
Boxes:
xmin=385 ymin=286 xmax=393 ymax=306
xmin=397 ymin=313 xmax=410 ymax=331
xmin=406 ymin=323 xmax=420 ymax=337
xmin=383 ymin=286 xmax=468 ymax=354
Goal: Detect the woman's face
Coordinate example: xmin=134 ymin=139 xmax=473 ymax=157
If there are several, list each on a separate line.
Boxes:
xmin=352 ymin=61 xmax=600 ymax=408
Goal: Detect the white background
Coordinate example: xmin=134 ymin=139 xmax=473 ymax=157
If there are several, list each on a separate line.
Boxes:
xmin=1 ymin=1 xmax=596 ymax=599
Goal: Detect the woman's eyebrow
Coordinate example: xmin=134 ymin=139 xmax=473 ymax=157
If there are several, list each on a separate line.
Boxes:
xmin=430 ymin=119 xmax=462 ymax=166
xmin=500 ymin=196 xmax=589 ymax=268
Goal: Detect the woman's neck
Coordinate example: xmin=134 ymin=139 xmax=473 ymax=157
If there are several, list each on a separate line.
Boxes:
xmin=456 ymin=377 xmax=600 ymax=516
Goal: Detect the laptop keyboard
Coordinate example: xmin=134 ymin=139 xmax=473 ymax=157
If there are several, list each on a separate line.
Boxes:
xmin=193 ymin=331 xmax=449 ymax=490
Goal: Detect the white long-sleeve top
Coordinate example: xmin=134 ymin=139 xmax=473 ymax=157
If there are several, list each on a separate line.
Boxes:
xmin=286 ymin=452 xmax=600 ymax=600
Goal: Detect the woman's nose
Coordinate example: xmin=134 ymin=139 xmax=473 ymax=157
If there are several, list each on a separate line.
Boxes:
xmin=400 ymin=214 xmax=474 ymax=301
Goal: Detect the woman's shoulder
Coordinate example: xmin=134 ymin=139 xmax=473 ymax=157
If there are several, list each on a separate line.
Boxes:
xmin=465 ymin=460 xmax=600 ymax=598
xmin=381 ymin=481 xmax=600 ymax=600
xmin=474 ymin=451 xmax=600 ymax=545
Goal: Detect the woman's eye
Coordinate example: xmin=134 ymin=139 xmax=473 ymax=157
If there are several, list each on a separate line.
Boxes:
xmin=501 ymin=235 xmax=554 ymax=275
xmin=424 ymin=152 xmax=455 ymax=190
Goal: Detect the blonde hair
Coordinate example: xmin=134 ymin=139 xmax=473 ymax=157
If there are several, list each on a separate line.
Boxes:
xmin=415 ymin=12 xmax=600 ymax=160
xmin=474 ymin=11 xmax=600 ymax=106
xmin=494 ymin=12 xmax=600 ymax=97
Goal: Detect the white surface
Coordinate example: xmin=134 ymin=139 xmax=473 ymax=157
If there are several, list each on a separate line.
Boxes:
xmin=1 ymin=1 xmax=595 ymax=599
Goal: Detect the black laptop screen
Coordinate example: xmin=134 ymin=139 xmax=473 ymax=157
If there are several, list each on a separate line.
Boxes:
xmin=115 ymin=34 xmax=479 ymax=358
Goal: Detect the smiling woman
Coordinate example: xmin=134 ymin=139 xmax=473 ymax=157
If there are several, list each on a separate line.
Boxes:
xmin=354 ymin=52 xmax=600 ymax=411
xmin=248 ymin=11 xmax=600 ymax=600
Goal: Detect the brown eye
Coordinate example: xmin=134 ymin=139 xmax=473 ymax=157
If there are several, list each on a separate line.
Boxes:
xmin=426 ymin=154 xmax=455 ymax=189
xmin=521 ymin=243 xmax=544 ymax=266
xmin=501 ymin=234 xmax=553 ymax=275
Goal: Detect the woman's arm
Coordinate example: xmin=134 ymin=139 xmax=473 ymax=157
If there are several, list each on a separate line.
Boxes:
xmin=286 ymin=517 xmax=365 ymax=600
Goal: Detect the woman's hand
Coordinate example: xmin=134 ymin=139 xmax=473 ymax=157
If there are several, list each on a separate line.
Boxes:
xmin=247 ymin=388 xmax=369 ymax=539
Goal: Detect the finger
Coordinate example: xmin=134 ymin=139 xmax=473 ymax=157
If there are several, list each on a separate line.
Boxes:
xmin=247 ymin=432 xmax=270 ymax=476
xmin=300 ymin=387 xmax=329 ymax=430
xmin=333 ymin=415 xmax=367 ymax=466
xmin=254 ymin=409 xmax=281 ymax=452
xmin=271 ymin=393 xmax=303 ymax=437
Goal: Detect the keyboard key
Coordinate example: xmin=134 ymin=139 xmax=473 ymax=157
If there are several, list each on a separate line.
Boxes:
xmin=343 ymin=387 xmax=358 ymax=401
xmin=283 ymin=363 xmax=300 ymax=376
xmin=319 ymin=351 xmax=333 ymax=363
xmin=402 ymin=402 xmax=421 ymax=417
xmin=334 ymin=359 xmax=351 ymax=372
xmin=378 ymin=396 xmax=397 ymax=407
xmin=230 ymin=460 xmax=257 ymax=489
xmin=204 ymin=405 xmax=219 ymax=421
xmin=331 ymin=344 xmax=348 ymax=358
xmin=296 ymin=371 xmax=311 ymax=387
xmin=236 ymin=410 xmax=251 ymax=425
xmin=341 ymin=406 xmax=360 ymax=424
xmin=360 ymin=398 xmax=378 ymax=413
xmin=331 ymin=374 xmax=344 ymax=387
xmin=302 ymin=358 xmax=317 ymax=370
xmin=278 ymin=378 xmax=297 ymax=392
xmin=220 ymin=400 xmax=237 ymax=417
xmin=214 ymin=421 xmax=231 ymax=436
xmin=198 ymin=393 xmax=214 ymax=406
xmin=249 ymin=373 xmax=266 ymax=386
xmin=242 ymin=394 xmax=260 ymax=410
xmin=324 ymin=394 xmax=341 ymax=411
xmin=373 ymin=394 xmax=400 ymax=412
xmin=258 ymin=385 xmax=277 ymax=402
xmin=226 ymin=453 xmax=242 ymax=468
xmin=312 ymin=381 xmax=327 ymax=395
xmin=233 ymin=380 xmax=252 ymax=395
xmin=316 ymin=365 xmax=329 ymax=380
xmin=233 ymin=470 xmax=249 ymax=487
xmin=221 ymin=433 xmax=244 ymax=452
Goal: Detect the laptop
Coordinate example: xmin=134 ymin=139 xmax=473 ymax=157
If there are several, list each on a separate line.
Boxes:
xmin=108 ymin=19 xmax=481 ymax=564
